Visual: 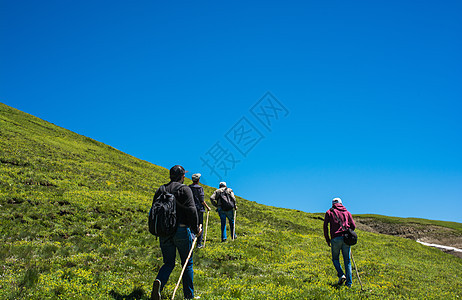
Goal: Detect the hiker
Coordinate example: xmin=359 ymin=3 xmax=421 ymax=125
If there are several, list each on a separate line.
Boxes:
xmin=323 ymin=197 xmax=356 ymax=287
xmin=189 ymin=173 xmax=211 ymax=249
xmin=151 ymin=165 xmax=202 ymax=300
xmin=210 ymin=182 xmax=237 ymax=242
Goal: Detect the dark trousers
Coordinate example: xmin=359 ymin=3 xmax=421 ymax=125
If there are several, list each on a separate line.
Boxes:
xmin=156 ymin=226 xmax=194 ymax=298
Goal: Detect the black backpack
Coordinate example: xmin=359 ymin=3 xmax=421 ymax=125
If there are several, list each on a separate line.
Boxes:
xmin=148 ymin=184 xmax=182 ymax=237
xmin=330 ymin=208 xmax=358 ymax=246
xmin=219 ymin=188 xmax=235 ymax=211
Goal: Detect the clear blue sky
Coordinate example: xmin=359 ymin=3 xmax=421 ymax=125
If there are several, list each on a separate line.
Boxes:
xmin=1 ymin=0 xmax=461 ymax=222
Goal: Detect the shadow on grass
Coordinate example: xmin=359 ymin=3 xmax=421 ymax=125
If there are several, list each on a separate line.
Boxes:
xmin=109 ymin=287 xmax=146 ymax=300
xmin=328 ymin=282 xmax=346 ymax=290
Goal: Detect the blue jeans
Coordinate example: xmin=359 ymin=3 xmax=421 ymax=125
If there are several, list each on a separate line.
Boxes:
xmin=156 ymin=226 xmax=194 ymax=298
xmin=218 ymin=207 xmax=235 ymax=241
xmin=331 ymin=236 xmax=352 ymax=287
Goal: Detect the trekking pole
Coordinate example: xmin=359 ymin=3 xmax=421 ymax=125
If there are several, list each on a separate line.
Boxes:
xmin=171 ymin=225 xmax=201 ymax=300
xmin=203 ymin=210 xmax=210 ymax=247
xmin=232 ymin=209 xmax=236 ymax=241
xmin=350 ymin=250 xmax=364 ymax=290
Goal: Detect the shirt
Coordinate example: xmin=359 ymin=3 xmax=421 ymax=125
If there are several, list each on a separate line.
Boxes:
xmin=189 ymin=183 xmax=205 ymax=212
xmin=210 ymin=187 xmax=236 ymax=208
xmin=323 ymin=203 xmax=356 ymax=242
xmin=153 ymin=181 xmax=200 ymax=234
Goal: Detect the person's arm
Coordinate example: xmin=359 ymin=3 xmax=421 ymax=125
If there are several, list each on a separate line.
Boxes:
xmin=203 ymin=201 xmax=212 ymax=211
xmin=348 ymin=212 xmax=356 ymax=231
xmin=200 ymin=187 xmax=211 ymax=211
xmin=179 ymin=186 xmax=200 ymax=234
xmin=323 ymin=212 xmax=331 ymax=246
xmin=210 ymin=190 xmax=218 ymax=207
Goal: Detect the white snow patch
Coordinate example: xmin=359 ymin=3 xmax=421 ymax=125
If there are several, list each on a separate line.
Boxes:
xmin=417 ymin=240 xmax=462 ymax=253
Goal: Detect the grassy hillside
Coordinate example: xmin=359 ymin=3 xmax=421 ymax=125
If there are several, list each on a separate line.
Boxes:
xmin=1 ymin=102 xmax=461 ymax=299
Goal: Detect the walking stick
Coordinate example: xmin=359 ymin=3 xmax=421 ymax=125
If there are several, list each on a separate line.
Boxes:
xmin=232 ymin=209 xmax=236 ymax=241
xmin=171 ymin=225 xmax=201 ymax=300
xmin=203 ymin=210 xmax=210 ymax=247
xmin=350 ymin=250 xmax=363 ymax=290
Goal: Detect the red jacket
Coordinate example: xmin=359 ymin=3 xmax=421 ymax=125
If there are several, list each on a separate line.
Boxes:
xmin=323 ymin=203 xmax=356 ymax=243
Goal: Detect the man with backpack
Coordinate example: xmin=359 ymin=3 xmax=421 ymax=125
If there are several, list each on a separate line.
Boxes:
xmin=150 ymin=165 xmax=201 ymax=300
xmin=189 ymin=173 xmax=211 ymax=249
xmin=323 ymin=197 xmax=356 ymax=288
xmin=210 ymin=182 xmax=237 ymax=242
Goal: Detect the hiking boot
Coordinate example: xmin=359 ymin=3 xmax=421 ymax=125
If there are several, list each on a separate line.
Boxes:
xmin=151 ymin=279 xmax=161 ymax=300
xmin=197 ymin=244 xmax=203 ymax=249
xmin=338 ymin=275 xmax=346 ymax=285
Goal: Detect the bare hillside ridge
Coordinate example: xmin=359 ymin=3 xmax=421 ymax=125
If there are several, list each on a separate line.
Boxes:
xmin=355 ymin=217 xmax=462 ymax=259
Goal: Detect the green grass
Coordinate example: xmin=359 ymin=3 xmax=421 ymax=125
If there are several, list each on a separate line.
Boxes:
xmin=1 ymin=102 xmax=462 ymax=299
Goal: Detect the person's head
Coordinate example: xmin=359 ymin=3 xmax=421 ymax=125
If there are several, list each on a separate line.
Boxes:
xmin=332 ymin=197 xmax=342 ymax=205
xmin=192 ymin=173 xmax=201 ymax=183
xmin=170 ymin=165 xmax=187 ymax=183
xmin=219 ymin=182 xmax=227 ymax=188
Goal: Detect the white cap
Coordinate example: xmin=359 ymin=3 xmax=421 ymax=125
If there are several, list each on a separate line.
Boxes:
xmin=192 ymin=173 xmax=201 ymax=181
xmin=219 ymin=182 xmax=227 ymax=188
xmin=332 ymin=197 xmax=342 ymax=204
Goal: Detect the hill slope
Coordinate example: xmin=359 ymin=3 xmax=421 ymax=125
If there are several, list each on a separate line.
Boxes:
xmin=1 ymin=102 xmax=461 ymax=299
xmin=354 ymin=214 xmax=462 ymax=258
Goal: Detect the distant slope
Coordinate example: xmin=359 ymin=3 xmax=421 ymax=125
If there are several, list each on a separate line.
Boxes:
xmin=1 ymin=102 xmax=461 ymax=299
xmin=354 ymin=214 xmax=462 ymax=258
xmin=356 ymin=214 xmax=462 ymax=233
